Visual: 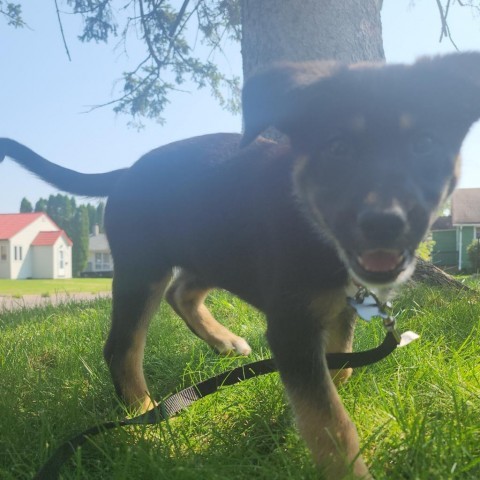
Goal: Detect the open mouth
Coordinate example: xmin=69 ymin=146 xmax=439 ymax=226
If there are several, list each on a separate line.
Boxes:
xmin=352 ymin=249 xmax=410 ymax=284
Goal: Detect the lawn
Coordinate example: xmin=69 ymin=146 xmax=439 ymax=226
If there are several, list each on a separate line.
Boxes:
xmin=0 ymin=278 xmax=112 ymax=297
xmin=0 ymin=284 xmax=479 ymax=479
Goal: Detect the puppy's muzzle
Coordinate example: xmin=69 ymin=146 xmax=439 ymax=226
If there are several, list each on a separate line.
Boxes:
xmin=357 ymin=205 xmax=407 ymax=245
xmin=350 ymin=204 xmax=412 ymax=284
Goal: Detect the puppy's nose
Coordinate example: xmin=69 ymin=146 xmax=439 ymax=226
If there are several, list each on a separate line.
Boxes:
xmin=357 ymin=205 xmax=407 ymax=244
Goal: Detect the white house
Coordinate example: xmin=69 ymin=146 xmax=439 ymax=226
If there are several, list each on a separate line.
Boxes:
xmin=0 ymin=213 xmax=72 ymax=279
xmin=82 ymin=224 xmax=113 ymax=277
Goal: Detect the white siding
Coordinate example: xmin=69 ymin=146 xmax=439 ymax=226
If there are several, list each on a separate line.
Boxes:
xmin=53 ymin=238 xmax=72 ymax=279
xmin=85 ymin=232 xmax=113 ymax=273
xmin=6 ymin=215 xmax=58 ymax=279
xmin=31 ymin=236 xmax=72 ymax=279
xmin=32 ymin=245 xmax=54 ymax=278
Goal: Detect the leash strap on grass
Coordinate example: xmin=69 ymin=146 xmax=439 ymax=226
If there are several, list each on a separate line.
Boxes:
xmin=33 ymin=331 xmax=399 ymax=480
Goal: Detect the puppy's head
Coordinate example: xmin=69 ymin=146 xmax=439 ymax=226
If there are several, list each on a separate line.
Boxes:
xmin=242 ymin=53 xmax=480 ymax=287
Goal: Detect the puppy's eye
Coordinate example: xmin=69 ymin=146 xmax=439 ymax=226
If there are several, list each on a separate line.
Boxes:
xmin=326 ymin=137 xmax=352 ymax=158
xmin=411 ymin=134 xmax=436 ymax=156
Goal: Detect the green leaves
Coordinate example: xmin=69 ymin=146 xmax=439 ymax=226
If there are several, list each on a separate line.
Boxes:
xmin=60 ymin=0 xmax=241 ymax=124
xmin=66 ymin=0 xmax=117 ymax=42
xmin=6 ymin=1 xmax=241 ymax=124
xmin=0 ymin=1 xmax=24 ymax=28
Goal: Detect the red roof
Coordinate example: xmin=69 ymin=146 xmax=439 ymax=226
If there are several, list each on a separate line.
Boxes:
xmin=0 ymin=213 xmax=45 ymax=239
xmin=32 ymin=230 xmax=73 ymax=247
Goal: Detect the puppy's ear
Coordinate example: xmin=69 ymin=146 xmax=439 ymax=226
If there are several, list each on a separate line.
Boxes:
xmin=416 ymin=52 xmax=480 ymax=122
xmin=417 ymin=51 xmax=480 ymax=85
xmin=241 ymin=61 xmax=341 ymax=147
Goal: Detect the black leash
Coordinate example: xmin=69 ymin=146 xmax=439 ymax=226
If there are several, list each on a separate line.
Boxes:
xmin=33 ymin=290 xmax=418 ymax=480
xmin=33 ymin=333 xmax=400 ymax=480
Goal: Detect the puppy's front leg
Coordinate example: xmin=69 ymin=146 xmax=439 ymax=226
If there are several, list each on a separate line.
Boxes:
xmin=266 ymin=290 xmax=371 ymax=479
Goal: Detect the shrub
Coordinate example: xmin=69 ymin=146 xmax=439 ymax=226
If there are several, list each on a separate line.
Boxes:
xmin=467 ymin=238 xmax=480 ymax=272
xmin=416 ymin=237 xmax=435 ymax=261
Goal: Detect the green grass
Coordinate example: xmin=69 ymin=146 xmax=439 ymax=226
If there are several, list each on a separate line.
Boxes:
xmin=0 ymin=285 xmax=479 ymax=479
xmin=0 ymin=278 xmax=112 ymax=296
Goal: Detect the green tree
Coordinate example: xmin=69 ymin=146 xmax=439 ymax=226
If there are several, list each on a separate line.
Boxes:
xmin=46 ymin=194 xmax=77 ymax=238
xmin=0 ymin=1 xmax=24 ymax=27
xmin=96 ymin=202 xmax=105 ymax=232
xmin=34 ymin=198 xmax=48 ymax=213
xmin=417 ymin=238 xmax=436 ymax=262
xmin=71 ymin=205 xmax=90 ymax=276
xmin=86 ymin=204 xmax=97 ymax=234
xmin=19 ymin=197 xmax=33 ymax=213
xmin=467 ymin=238 xmax=480 ymax=273
xmin=3 ymin=1 xmax=476 ymax=124
xmin=52 ymin=0 xmax=242 ymax=127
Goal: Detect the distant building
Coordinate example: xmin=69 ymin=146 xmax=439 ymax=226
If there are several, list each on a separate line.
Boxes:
xmin=431 ymin=188 xmax=480 ymax=271
xmin=0 ymin=213 xmax=72 ymax=279
xmin=82 ymin=224 xmax=113 ymax=277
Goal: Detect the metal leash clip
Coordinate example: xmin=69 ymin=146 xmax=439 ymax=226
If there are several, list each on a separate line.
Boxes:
xmin=348 ymin=287 xmax=419 ymax=348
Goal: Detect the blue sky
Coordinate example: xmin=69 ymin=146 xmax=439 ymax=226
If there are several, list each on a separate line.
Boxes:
xmin=1 ymin=1 xmax=480 ymax=213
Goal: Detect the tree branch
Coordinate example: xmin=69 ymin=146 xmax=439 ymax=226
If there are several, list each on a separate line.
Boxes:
xmin=83 ymin=69 xmax=161 ymax=113
xmin=138 ymin=0 xmax=164 ymax=68
xmin=54 ymin=0 xmax=72 ymax=61
xmin=435 ymin=0 xmax=459 ymax=50
xmin=169 ymin=0 xmax=190 ymax=36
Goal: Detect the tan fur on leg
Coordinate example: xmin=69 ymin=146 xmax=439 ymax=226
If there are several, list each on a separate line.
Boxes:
xmin=166 ymin=270 xmax=251 ymax=355
xmin=104 ymin=274 xmax=172 ymax=412
xmin=309 ymin=291 xmax=356 ymax=386
xmin=325 ymin=307 xmax=356 ymax=386
xmin=289 ymin=385 xmax=371 ymax=479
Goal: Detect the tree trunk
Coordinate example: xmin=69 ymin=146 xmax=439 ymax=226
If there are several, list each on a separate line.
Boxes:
xmin=241 ymin=0 xmax=384 ymax=79
xmin=412 ymin=257 xmax=470 ymax=290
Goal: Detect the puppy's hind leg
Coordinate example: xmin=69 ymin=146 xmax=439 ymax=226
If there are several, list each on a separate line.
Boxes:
xmin=165 ymin=269 xmax=252 ymax=355
xmin=104 ymin=268 xmax=172 ymax=412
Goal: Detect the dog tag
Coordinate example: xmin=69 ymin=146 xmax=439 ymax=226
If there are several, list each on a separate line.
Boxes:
xmin=348 ymin=294 xmax=389 ymax=321
xmin=348 ymin=289 xmax=420 ymax=349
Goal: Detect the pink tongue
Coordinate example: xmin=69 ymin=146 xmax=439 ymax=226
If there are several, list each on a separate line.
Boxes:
xmin=358 ymin=250 xmax=402 ymax=273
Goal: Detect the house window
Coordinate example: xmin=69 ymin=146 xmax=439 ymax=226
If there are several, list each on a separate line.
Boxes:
xmin=102 ymin=253 xmax=111 ymax=270
xmin=14 ymin=246 xmax=23 ymax=261
xmin=0 ymin=245 xmax=6 ymax=261
xmin=95 ymin=253 xmax=102 ymax=270
xmin=95 ymin=253 xmax=111 ymax=271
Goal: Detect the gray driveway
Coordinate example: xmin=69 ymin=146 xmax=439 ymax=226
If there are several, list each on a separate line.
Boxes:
xmin=0 ymin=291 xmax=112 ymax=311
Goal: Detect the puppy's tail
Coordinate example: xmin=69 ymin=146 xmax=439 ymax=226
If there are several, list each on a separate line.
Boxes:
xmin=0 ymin=138 xmax=126 ymax=197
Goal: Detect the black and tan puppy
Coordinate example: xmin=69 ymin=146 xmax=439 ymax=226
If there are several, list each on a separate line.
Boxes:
xmin=2 ymin=52 xmax=480 ymax=478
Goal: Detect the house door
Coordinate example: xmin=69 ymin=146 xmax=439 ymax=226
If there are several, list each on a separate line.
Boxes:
xmin=58 ymin=249 xmax=65 ymax=277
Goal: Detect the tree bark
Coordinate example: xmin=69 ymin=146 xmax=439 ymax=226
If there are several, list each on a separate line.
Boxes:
xmin=412 ymin=257 xmax=471 ymax=290
xmin=240 ymin=0 xmax=384 ymax=79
